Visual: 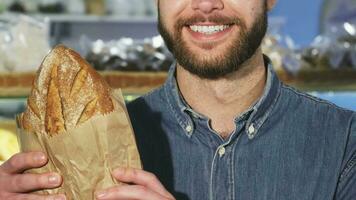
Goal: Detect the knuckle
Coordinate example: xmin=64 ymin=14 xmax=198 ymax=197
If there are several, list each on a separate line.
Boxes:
xmin=35 ymin=173 xmax=53 ymax=189
xmin=12 ymin=176 xmax=29 ymax=191
xmin=36 ymin=174 xmax=46 ymax=188
xmin=0 ymin=175 xmax=9 ymax=189
xmin=13 ymin=176 xmax=25 ymax=189
xmin=0 ymin=192 xmax=11 ymax=200
xmin=110 ymin=186 xmax=123 ymax=196
xmin=135 ymin=185 xmax=149 ymax=195
xmin=0 ymin=166 xmax=5 ymax=175
xmin=25 ymin=153 xmax=36 ymax=167
xmin=16 ymin=195 xmax=32 ymax=200
xmin=9 ymin=154 xmax=22 ymax=168
xmin=13 ymin=195 xmax=25 ymax=200
xmin=146 ymin=172 xmax=158 ymax=182
xmin=130 ymin=168 xmax=138 ymax=177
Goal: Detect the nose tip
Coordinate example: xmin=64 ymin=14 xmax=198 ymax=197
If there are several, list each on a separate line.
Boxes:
xmin=192 ymin=0 xmax=223 ymax=14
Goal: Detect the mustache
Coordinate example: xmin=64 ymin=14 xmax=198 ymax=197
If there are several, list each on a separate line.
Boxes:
xmin=175 ymin=13 xmax=245 ymax=28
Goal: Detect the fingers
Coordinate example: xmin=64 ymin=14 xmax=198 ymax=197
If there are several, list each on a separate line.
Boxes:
xmin=6 ymin=172 xmax=62 ymax=193
xmin=112 ymin=168 xmax=174 ymax=199
xmin=0 ymin=152 xmax=64 ymax=199
xmin=8 ymin=193 xmax=66 ymax=200
xmin=0 ymin=152 xmax=47 ymax=174
xmin=95 ymin=185 xmax=171 ymax=200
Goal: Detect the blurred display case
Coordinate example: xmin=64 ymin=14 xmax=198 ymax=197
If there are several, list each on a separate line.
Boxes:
xmin=0 ymin=13 xmax=158 ymax=54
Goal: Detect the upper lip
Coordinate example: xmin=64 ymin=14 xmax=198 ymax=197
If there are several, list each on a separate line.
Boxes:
xmin=188 ymin=23 xmax=228 ymax=26
xmin=185 ymin=21 xmax=235 ymax=26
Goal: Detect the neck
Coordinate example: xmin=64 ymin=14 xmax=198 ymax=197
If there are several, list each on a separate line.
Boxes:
xmin=177 ymin=50 xmax=267 ymax=138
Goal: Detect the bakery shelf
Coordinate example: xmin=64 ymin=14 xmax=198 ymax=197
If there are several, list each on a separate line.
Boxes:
xmin=0 ymin=12 xmax=159 ymax=52
xmin=276 ymin=68 xmax=356 ymax=91
xmin=1 ymin=69 xmax=356 ymax=98
xmin=0 ymin=70 xmax=355 ymax=128
xmin=0 ymin=71 xmax=168 ymax=98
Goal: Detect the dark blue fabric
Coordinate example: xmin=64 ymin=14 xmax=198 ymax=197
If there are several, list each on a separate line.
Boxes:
xmin=127 ymin=58 xmax=356 ymax=200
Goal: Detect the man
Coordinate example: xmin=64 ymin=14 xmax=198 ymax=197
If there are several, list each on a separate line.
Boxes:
xmin=0 ymin=0 xmax=355 ymax=199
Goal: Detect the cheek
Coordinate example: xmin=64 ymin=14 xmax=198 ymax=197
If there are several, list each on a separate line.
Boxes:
xmin=226 ymin=0 xmax=263 ymax=28
xmin=159 ymin=0 xmax=189 ymax=30
xmin=159 ymin=0 xmax=187 ymax=17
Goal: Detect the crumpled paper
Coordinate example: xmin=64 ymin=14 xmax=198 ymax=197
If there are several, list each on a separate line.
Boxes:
xmin=16 ymin=90 xmax=142 ymax=200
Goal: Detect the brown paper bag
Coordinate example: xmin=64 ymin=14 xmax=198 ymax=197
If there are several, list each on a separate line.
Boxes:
xmin=16 ymin=90 xmax=142 ymax=200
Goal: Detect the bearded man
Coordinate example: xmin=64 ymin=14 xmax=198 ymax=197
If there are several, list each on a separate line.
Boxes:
xmin=0 ymin=0 xmax=355 ymax=200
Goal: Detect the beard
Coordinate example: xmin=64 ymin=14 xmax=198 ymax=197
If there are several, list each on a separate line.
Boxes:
xmin=158 ymin=5 xmax=268 ymax=80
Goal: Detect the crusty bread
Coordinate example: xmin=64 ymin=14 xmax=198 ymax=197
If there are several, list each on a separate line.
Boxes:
xmin=22 ymin=45 xmax=117 ymax=135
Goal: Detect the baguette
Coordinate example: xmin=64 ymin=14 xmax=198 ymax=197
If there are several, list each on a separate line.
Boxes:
xmin=22 ymin=45 xmax=117 ymax=135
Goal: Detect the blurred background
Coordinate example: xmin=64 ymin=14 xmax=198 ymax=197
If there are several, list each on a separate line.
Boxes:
xmin=0 ymin=0 xmax=355 ymax=163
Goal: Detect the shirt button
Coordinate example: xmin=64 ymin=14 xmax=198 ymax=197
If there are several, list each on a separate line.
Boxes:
xmin=248 ymin=124 xmax=255 ymax=134
xmin=218 ymin=147 xmax=226 ymax=157
xmin=185 ymin=125 xmax=193 ymax=133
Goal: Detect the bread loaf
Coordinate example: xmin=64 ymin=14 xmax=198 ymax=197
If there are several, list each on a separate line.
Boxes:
xmin=22 ymin=45 xmax=118 ymax=135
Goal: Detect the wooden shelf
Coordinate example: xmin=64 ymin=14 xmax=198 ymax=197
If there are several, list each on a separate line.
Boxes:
xmin=276 ymin=68 xmax=356 ymax=91
xmin=1 ymin=69 xmax=356 ymax=98
xmin=0 ymin=71 xmax=167 ymax=98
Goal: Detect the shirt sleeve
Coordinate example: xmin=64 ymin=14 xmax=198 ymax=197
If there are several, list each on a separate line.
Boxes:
xmin=334 ymin=113 xmax=356 ymax=200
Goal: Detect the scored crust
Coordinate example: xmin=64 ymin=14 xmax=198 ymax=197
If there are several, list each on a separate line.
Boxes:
xmin=22 ymin=45 xmax=116 ymax=135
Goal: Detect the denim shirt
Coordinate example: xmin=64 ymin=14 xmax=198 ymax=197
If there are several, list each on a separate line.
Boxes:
xmin=127 ymin=59 xmax=356 ymax=200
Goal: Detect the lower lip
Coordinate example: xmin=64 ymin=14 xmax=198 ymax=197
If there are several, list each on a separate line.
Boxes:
xmin=185 ymin=25 xmax=234 ymax=41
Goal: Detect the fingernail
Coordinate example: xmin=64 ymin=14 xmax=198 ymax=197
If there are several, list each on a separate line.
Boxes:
xmin=34 ymin=152 xmax=46 ymax=163
xmin=48 ymin=174 xmax=60 ymax=185
xmin=96 ymin=191 xmax=108 ymax=199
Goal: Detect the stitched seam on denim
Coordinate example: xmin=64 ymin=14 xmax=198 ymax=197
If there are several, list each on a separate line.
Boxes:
xmin=281 ymin=84 xmax=351 ymax=111
xmin=209 ymin=149 xmax=219 ymax=200
xmin=227 ymin=149 xmax=233 ymax=200
xmin=338 ymin=112 xmax=356 ymax=184
xmin=230 ymin=138 xmax=239 ymax=200
xmin=339 ymin=153 xmax=356 ymax=182
xmin=225 ymin=132 xmax=240 ymax=200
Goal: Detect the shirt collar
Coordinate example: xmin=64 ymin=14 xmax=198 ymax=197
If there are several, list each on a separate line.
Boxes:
xmin=163 ymin=55 xmax=281 ymax=139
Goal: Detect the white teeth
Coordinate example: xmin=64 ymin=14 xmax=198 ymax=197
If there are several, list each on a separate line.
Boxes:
xmin=189 ymin=25 xmax=230 ymax=35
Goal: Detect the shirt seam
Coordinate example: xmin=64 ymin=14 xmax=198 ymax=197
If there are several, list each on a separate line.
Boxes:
xmin=230 ymin=139 xmax=239 ymax=200
xmin=338 ymin=112 xmax=356 ymax=183
xmin=339 ymin=154 xmax=356 ymax=182
xmin=281 ymin=84 xmax=352 ymax=112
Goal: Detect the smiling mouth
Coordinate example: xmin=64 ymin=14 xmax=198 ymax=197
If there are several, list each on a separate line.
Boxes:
xmin=188 ymin=24 xmax=232 ymax=35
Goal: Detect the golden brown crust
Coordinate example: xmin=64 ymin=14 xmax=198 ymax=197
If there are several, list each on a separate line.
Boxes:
xmin=45 ymin=65 xmax=65 ymax=134
xmin=70 ymin=69 xmax=88 ymax=98
xmin=77 ymin=97 xmax=98 ymax=125
xmin=22 ymin=45 xmax=117 ymax=135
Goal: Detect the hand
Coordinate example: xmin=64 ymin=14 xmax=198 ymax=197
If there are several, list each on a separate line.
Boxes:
xmin=95 ymin=168 xmax=175 ymax=200
xmin=0 ymin=151 xmax=66 ymax=200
